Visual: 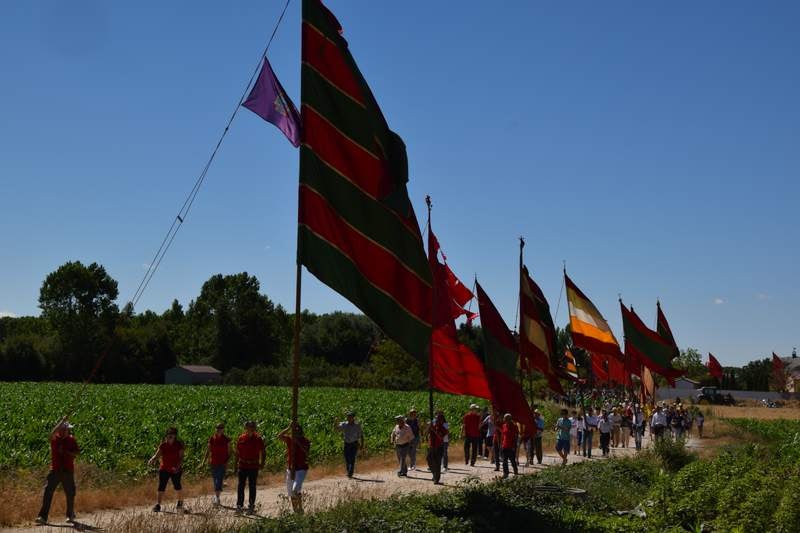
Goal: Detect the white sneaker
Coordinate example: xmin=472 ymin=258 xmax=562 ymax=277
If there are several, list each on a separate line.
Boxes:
xmin=212 ymin=496 xmax=220 ymax=506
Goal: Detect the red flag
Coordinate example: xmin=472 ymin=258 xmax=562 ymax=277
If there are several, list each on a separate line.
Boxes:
xmin=445 ymin=265 xmax=474 ymax=307
xmin=428 ymin=226 xmax=491 ymax=399
xmin=707 ymin=353 xmax=723 ymax=380
xmin=476 ymin=281 xmax=534 ymax=428
xmin=772 ymin=353 xmax=786 ymax=390
xmin=607 ymin=355 xmax=627 ymax=386
xmin=656 ymin=301 xmax=679 ymax=360
xmin=590 ymin=352 xmax=609 ymax=383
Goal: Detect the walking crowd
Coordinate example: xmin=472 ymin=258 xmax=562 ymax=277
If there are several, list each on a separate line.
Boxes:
xmin=34 ymin=391 xmax=703 ymax=526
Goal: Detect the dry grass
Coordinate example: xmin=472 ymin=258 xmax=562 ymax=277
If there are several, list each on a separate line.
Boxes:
xmin=708 ymin=405 xmax=800 ymax=420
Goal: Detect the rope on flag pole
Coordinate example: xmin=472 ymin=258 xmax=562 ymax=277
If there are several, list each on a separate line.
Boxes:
xmin=131 ymin=0 xmax=293 ymax=309
xmin=63 ymin=0 xmax=294 ymax=422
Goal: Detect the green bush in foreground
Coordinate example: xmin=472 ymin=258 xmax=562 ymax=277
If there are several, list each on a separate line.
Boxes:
xmin=245 ymin=457 xmax=659 ymax=532
xmin=244 ymin=418 xmax=800 ymax=533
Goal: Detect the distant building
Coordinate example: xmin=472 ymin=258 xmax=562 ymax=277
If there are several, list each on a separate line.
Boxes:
xmin=781 ymin=357 xmax=800 ymax=393
xmin=671 ymin=376 xmax=700 ymax=390
xmin=164 ymin=365 xmax=222 ymax=385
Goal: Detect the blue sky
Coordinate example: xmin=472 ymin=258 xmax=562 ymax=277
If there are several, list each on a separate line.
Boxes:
xmin=1 ymin=1 xmax=797 ymax=365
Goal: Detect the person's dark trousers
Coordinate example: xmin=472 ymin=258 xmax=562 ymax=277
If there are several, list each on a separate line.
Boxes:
xmin=582 ymin=430 xmax=594 ymax=458
xmin=501 ymin=447 xmax=518 ymax=477
xmin=440 ymin=442 xmax=449 ymax=470
xmin=534 ymin=436 xmax=543 ymax=464
xmin=492 ymin=439 xmax=501 ymax=470
xmin=464 ymin=436 xmax=480 ymax=465
xmin=599 ymin=432 xmax=610 ymax=456
xmin=38 ymin=470 xmax=75 ymax=520
xmin=427 ymin=447 xmax=443 ymax=483
xmin=343 ymin=442 xmax=358 ymax=477
xmin=237 ymin=468 xmax=259 ymax=508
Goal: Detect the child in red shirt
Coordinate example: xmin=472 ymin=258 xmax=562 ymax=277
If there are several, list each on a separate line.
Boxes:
xmin=235 ymin=421 xmax=266 ymax=514
xmin=500 ymin=414 xmax=519 ymax=478
xmin=148 ymin=427 xmax=187 ymax=513
xmin=204 ymin=423 xmax=231 ymax=506
xmin=36 ymin=417 xmax=80 ymax=524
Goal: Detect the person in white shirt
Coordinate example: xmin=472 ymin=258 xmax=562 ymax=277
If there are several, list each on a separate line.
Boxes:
xmin=390 ymin=416 xmax=415 ymax=477
xmin=650 ymin=405 xmax=668 ymax=439
xmin=597 ymin=411 xmax=613 ymax=457
xmin=569 ymin=410 xmax=580 ymax=456
xmin=572 ymin=411 xmax=585 ymax=456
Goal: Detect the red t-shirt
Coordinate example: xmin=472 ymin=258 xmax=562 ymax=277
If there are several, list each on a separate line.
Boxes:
xmin=501 ymin=422 xmax=519 ymax=449
xmin=51 ymin=435 xmax=79 ymax=472
xmin=237 ymin=433 xmax=265 ymax=469
xmin=208 ymin=434 xmax=231 ymax=466
xmin=282 ymin=435 xmax=311 ymax=471
xmin=463 ymin=412 xmax=481 ymax=438
xmin=159 ymin=440 xmax=184 ymax=473
xmin=428 ymin=424 xmax=448 ymax=448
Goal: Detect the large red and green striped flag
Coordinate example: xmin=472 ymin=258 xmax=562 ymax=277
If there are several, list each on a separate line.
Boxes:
xmin=299 ymin=0 xmax=432 ymax=360
xmin=620 ymin=301 xmax=683 ymax=382
xmin=476 ymin=281 xmax=534 ymax=428
xmin=656 ymin=301 xmax=680 ymax=361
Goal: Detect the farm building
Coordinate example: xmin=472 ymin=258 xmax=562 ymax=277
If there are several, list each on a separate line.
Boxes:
xmin=670 ymin=376 xmax=699 ymax=390
xmin=780 ymin=355 xmax=800 ymax=393
xmin=165 ymin=365 xmax=222 ymax=385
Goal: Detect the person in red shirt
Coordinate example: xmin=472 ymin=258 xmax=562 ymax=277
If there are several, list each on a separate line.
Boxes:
xmin=36 ymin=416 xmax=80 ymax=525
xmin=461 ymin=403 xmax=482 ymax=466
xmin=426 ymin=413 xmax=448 ymax=485
xmin=500 ymin=413 xmax=519 ymax=478
xmin=148 ymin=427 xmax=187 ymax=513
xmin=234 ymin=421 xmax=266 ymax=514
xmin=278 ymin=422 xmax=311 ymax=514
xmin=204 ymin=422 xmax=231 ymax=506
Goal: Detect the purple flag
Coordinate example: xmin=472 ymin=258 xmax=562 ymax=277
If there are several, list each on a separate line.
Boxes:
xmin=243 ymin=57 xmax=301 ymax=147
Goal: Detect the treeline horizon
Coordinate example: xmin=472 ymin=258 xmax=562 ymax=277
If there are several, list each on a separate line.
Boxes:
xmin=0 ymin=260 xmax=780 ymax=392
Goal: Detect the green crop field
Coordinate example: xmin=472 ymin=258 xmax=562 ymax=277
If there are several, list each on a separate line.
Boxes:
xmin=0 ymin=383 xmax=500 ymax=476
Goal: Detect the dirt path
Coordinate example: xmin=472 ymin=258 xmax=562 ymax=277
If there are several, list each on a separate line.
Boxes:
xmin=4 ymin=443 xmax=643 ymax=533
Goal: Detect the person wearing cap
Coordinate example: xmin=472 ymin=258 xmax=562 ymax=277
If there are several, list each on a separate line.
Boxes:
xmin=500 ymin=413 xmax=519 ymax=478
xmin=390 ymin=415 xmax=414 ymax=476
xmin=461 ymin=404 xmax=482 ymax=466
xmin=36 ymin=416 xmax=80 ymax=525
xmin=405 ymin=408 xmax=420 ymax=470
xmin=335 ymin=411 xmax=364 ymax=478
xmin=234 ymin=421 xmax=266 ymax=514
xmin=426 ymin=412 xmax=449 ymax=485
xmin=204 ymin=422 xmax=231 ymax=506
xmin=148 ymin=427 xmax=188 ymax=513
xmin=278 ymin=422 xmax=311 ymax=514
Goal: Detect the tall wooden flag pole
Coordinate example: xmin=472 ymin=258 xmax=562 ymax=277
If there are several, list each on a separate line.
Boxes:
xmin=426 ymin=195 xmax=434 ymax=425
xmin=289 ymin=259 xmax=301 ymax=481
xmin=519 ymin=237 xmax=534 ymax=403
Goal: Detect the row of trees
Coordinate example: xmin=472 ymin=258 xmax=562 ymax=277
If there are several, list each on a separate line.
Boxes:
xmin=0 ymin=261 xmax=433 ymax=387
xmin=0 ymin=261 xmax=783 ymax=392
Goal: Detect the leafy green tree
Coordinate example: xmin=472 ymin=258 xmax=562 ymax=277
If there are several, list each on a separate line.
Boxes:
xmin=739 ymin=358 xmax=771 ymax=391
xmin=673 ymin=348 xmax=707 ymax=381
xmin=369 ymin=339 xmax=426 ymax=390
xmin=184 ymin=273 xmax=283 ymax=371
xmin=0 ymin=337 xmax=47 ymax=380
xmin=300 ymin=312 xmax=381 ymax=365
xmin=39 ymin=261 xmax=119 ymax=380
